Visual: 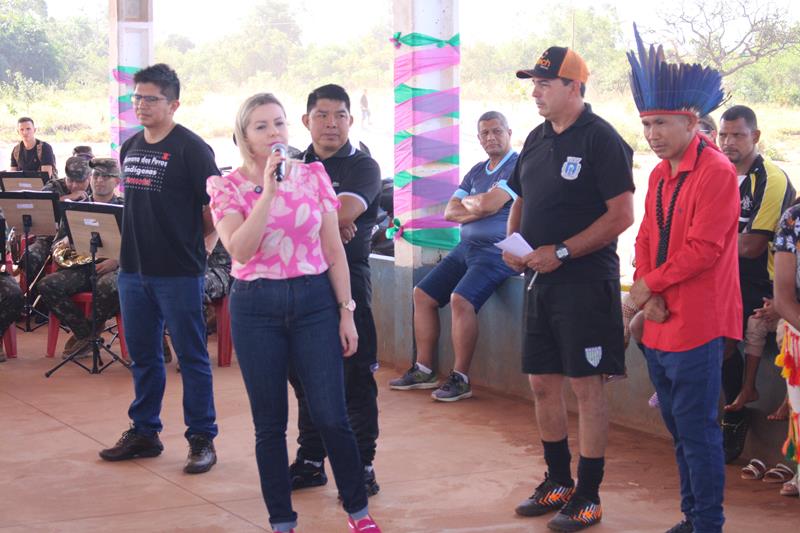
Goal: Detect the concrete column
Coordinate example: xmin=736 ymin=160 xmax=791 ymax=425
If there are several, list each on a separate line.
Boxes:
xmin=388 ymin=0 xmax=459 ymax=365
xmin=108 ymin=0 xmax=153 ymax=158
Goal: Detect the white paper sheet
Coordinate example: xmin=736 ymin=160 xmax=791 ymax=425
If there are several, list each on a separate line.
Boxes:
xmin=494 ymin=232 xmax=533 ymax=257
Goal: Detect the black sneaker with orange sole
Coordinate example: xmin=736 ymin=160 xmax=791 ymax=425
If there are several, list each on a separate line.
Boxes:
xmin=515 ymin=475 xmax=575 ymax=517
xmin=546 ymin=494 xmax=602 ymax=532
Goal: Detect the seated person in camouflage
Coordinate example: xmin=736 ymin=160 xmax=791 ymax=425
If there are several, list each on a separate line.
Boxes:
xmin=204 ymin=240 xmax=232 ymax=331
xmin=37 ymin=158 xmax=124 ymax=356
xmin=72 ymin=146 xmax=95 ymax=162
xmin=19 ymin=157 xmax=93 ymax=287
xmin=0 ymin=270 xmax=24 ymax=362
xmin=168 ymin=240 xmax=231 ymax=368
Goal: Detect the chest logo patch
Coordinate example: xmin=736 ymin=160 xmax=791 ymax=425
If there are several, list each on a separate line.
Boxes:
xmin=561 ymin=157 xmax=582 ymax=180
xmin=741 ymin=195 xmax=753 ymax=213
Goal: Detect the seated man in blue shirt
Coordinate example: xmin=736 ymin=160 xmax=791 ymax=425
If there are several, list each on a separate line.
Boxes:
xmin=390 ymin=111 xmax=519 ymax=401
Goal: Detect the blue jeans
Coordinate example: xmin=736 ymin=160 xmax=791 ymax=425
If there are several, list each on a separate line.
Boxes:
xmin=644 ymin=338 xmax=725 ymax=533
xmin=117 ymin=272 xmax=218 ymax=439
xmin=229 ymin=274 xmax=367 ymax=530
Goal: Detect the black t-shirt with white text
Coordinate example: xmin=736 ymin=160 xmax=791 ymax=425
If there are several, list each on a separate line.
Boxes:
xmin=508 ymin=104 xmax=634 ymax=283
xmin=10 ymin=140 xmax=55 ymax=171
xmin=119 ymin=124 xmax=219 ymax=276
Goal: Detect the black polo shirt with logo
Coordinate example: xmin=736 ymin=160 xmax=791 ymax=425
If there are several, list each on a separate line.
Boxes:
xmin=301 ymin=141 xmax=382 ymax=284
xmin=507 ymin=104 xmax=634 ymax=284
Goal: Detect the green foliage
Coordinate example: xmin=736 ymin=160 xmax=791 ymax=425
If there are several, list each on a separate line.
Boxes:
xmin=727 ymin=49 xmax=800 ymax=106
xmin=0 ymin=3 xmax=61 ymax=83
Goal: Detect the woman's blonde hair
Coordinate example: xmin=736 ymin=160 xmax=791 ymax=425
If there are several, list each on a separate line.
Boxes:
xmin=234 ymin=93 xmax=286 ymax=167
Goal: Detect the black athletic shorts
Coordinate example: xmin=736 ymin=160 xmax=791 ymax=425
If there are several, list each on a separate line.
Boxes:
xmin=522 ymin=279 xmax=625 ymax=377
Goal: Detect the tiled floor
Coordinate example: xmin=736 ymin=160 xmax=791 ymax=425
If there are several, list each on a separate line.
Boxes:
xmin=1 ymin=326 xmax=797 ymax=532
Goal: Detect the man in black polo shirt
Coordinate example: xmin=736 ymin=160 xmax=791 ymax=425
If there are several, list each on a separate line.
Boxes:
xmin=288 ymin=84 xmax=383 ymax=496
xmin=504 ymin=47 xmax=634 ymax=532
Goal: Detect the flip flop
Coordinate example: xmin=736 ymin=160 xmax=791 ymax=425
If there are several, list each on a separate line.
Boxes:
xmin=780 ymin=480 xmax=799 ymax=497
xmin=740 ymin=458 xmax=767 ymax=480
xmin=763 ymin=463 xmax=795 ymax=484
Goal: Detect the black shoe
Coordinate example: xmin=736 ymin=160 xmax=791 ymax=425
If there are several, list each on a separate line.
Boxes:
xmin=364 ymin=466 xmax=380 ymax=496
xmin=99 ymin=429 xmax=163 ymax=461
xmin=665 ymin=519 xmax=693 ymax=533
xmin=546 ymin=494 xmax=602 ymax=532
xmin=515 ymin=474 xmax=575 ymax=517
xmin=184 ymin=434 xmax=217 ymax=474
xmin=289 ymin=458 xmax=328 ymax=489
xmin=722 ymin=415 xmax=749 ymax=464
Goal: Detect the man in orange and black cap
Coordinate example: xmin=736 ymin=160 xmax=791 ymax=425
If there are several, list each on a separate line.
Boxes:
xmin=503 ymin=46 xmax=635 ymax=531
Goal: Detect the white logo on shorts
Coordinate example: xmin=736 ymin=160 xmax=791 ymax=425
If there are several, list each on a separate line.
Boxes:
xmin=585 ymin=346 xmax=603 ymax=367
xmin=561 ymin=157 xmax=582 ymax=180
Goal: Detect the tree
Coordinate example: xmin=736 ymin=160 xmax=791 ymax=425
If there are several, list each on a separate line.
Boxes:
xmin=658 ymin=0 xmax=800 ymax=77
xmin=0 ymin=2 xmax=60 ymax=83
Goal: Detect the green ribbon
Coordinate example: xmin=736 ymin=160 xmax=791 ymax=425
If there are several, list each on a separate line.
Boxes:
xmin=402 ymin=228 xmax=460 ymax=250
xmin=385 ymin=218 xmax=403 ymax=240
xmin=394 ymin=83 xmax=438 ymax=103
xmin=391 ymin=32 xmax=460 ymax=48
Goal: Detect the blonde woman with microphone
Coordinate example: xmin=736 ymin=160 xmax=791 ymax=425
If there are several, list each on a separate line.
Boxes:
xmin=206 ymin=93 xmax=381 ymax=533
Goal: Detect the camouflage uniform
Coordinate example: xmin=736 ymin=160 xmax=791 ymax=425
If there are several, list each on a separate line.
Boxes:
xmin=0 ymin=273 xmax=23 ymax=338
xmin=204 ymin=240 xmax=231 ymax=304
xmin=37 ymin=196 xmax=123 ymax=340
xmin=17 ymin=178 xmax=69 ymax=284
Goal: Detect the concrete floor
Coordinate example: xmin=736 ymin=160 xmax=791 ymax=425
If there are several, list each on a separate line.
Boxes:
xmin=0 ymin=326 xmax=797 ymax=532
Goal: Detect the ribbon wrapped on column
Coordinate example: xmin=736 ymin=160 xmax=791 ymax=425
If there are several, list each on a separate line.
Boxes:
xmin=392 ymin=32 xmax=461 ymax=251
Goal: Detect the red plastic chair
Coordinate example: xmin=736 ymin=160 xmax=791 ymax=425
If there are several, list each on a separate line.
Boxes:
xmin=2 ymin=326 xmax=16 ymax=358
xmin=2 ymin=254 xmax=18 ymax=358
xmin=212 ymin=295 xmax=232 ymax=366
xmin=46 ymin=292 xmax=128 ymax=360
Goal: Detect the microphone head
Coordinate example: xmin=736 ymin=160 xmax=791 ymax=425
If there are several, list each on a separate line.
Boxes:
xmin=272 ymin=143 xmax=287 ymax=182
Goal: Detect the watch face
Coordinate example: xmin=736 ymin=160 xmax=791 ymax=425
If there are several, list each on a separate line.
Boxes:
xmin=556 ymin=247 xmax=568 ymax=259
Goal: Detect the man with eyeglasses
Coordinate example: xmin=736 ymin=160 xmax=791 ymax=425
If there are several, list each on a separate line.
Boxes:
xmin=99 ymin=63 xmax=220 ymax=476
xmin=389 ymin=110 xmax=519 ymax=402
xmin=38 ymin=158 xmax=125 ymax=358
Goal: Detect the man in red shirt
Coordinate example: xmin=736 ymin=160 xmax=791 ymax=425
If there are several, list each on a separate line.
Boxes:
xmin=627 ymin=27 xmax=741 ymax=533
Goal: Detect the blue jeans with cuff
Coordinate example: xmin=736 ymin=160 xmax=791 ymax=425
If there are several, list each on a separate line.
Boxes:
xmin=230 ymin=273 xmax=368 ymax=530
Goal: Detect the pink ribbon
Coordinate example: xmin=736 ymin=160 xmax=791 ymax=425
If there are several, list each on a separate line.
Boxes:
xmin=395 ymin=88 xmax=460 ymax=131
xmin=394 ymin=47 xmax=460 ymax=86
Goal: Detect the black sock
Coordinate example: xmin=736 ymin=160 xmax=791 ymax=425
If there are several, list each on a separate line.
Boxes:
xmin=722 ymin=353 xmax=745 ymax=424
xmin=542 ymin=438 xmax=573 ymax=487
xmin=575 ymin=456 xmax=604 ymax=504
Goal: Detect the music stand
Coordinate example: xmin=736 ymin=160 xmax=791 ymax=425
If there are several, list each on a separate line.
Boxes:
xmin=45 ymin=202 xmax=129 ymax=376
xmin=0 ymin=171 xmax=49 ymax=192
xmin=0 ymin=191 xmax=60 ymax=330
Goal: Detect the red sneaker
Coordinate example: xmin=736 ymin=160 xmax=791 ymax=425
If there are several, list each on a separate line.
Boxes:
xmin=348 ymin=515 xmax=382 ymax=532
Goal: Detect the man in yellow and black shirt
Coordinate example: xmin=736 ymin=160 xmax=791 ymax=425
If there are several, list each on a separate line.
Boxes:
xmin=718 ymin=105 xmax=795 ymax=463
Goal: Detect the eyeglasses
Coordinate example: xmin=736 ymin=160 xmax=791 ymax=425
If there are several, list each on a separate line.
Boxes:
xmin=132 ymin=94 xmax=168 ymax=105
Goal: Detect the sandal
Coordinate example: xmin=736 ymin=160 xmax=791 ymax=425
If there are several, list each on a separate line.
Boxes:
xmin=763 ymin=463 xmax=795 ymax=484
xmin=740 ymin=458 xmax=767 ymax=480
xmin=780 ymin=480 xmax=799 ymax=497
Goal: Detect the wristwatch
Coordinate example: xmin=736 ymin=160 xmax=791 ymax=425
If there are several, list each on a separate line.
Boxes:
xmin=339 ymin=299 xmax=357 ymax=312
xmin=554 ymin=242 xmax=571 ymax=263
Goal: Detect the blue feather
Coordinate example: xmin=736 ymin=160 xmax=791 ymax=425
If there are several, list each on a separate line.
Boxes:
xmin=628 ymin=23 xmax=725 ymax=115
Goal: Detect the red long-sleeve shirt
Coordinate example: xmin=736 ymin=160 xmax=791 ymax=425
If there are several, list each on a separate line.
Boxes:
xmin=634 ymin=134 xmax=742 ymax=352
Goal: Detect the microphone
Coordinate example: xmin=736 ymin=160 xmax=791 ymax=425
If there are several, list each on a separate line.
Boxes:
xmin=272 ymin=143 xmax=287 ymax=182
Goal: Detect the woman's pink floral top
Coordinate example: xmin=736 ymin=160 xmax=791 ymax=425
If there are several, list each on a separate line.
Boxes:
xmin=207 ymin=162 xmax=339 ymax=280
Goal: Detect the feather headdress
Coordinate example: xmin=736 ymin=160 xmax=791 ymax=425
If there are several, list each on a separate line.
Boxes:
xmin=627 ymin=23 xmax=726 ymax=117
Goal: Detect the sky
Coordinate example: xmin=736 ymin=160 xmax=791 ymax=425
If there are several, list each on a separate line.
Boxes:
xmin=47 ymin=0 xmax=791 ymax=48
